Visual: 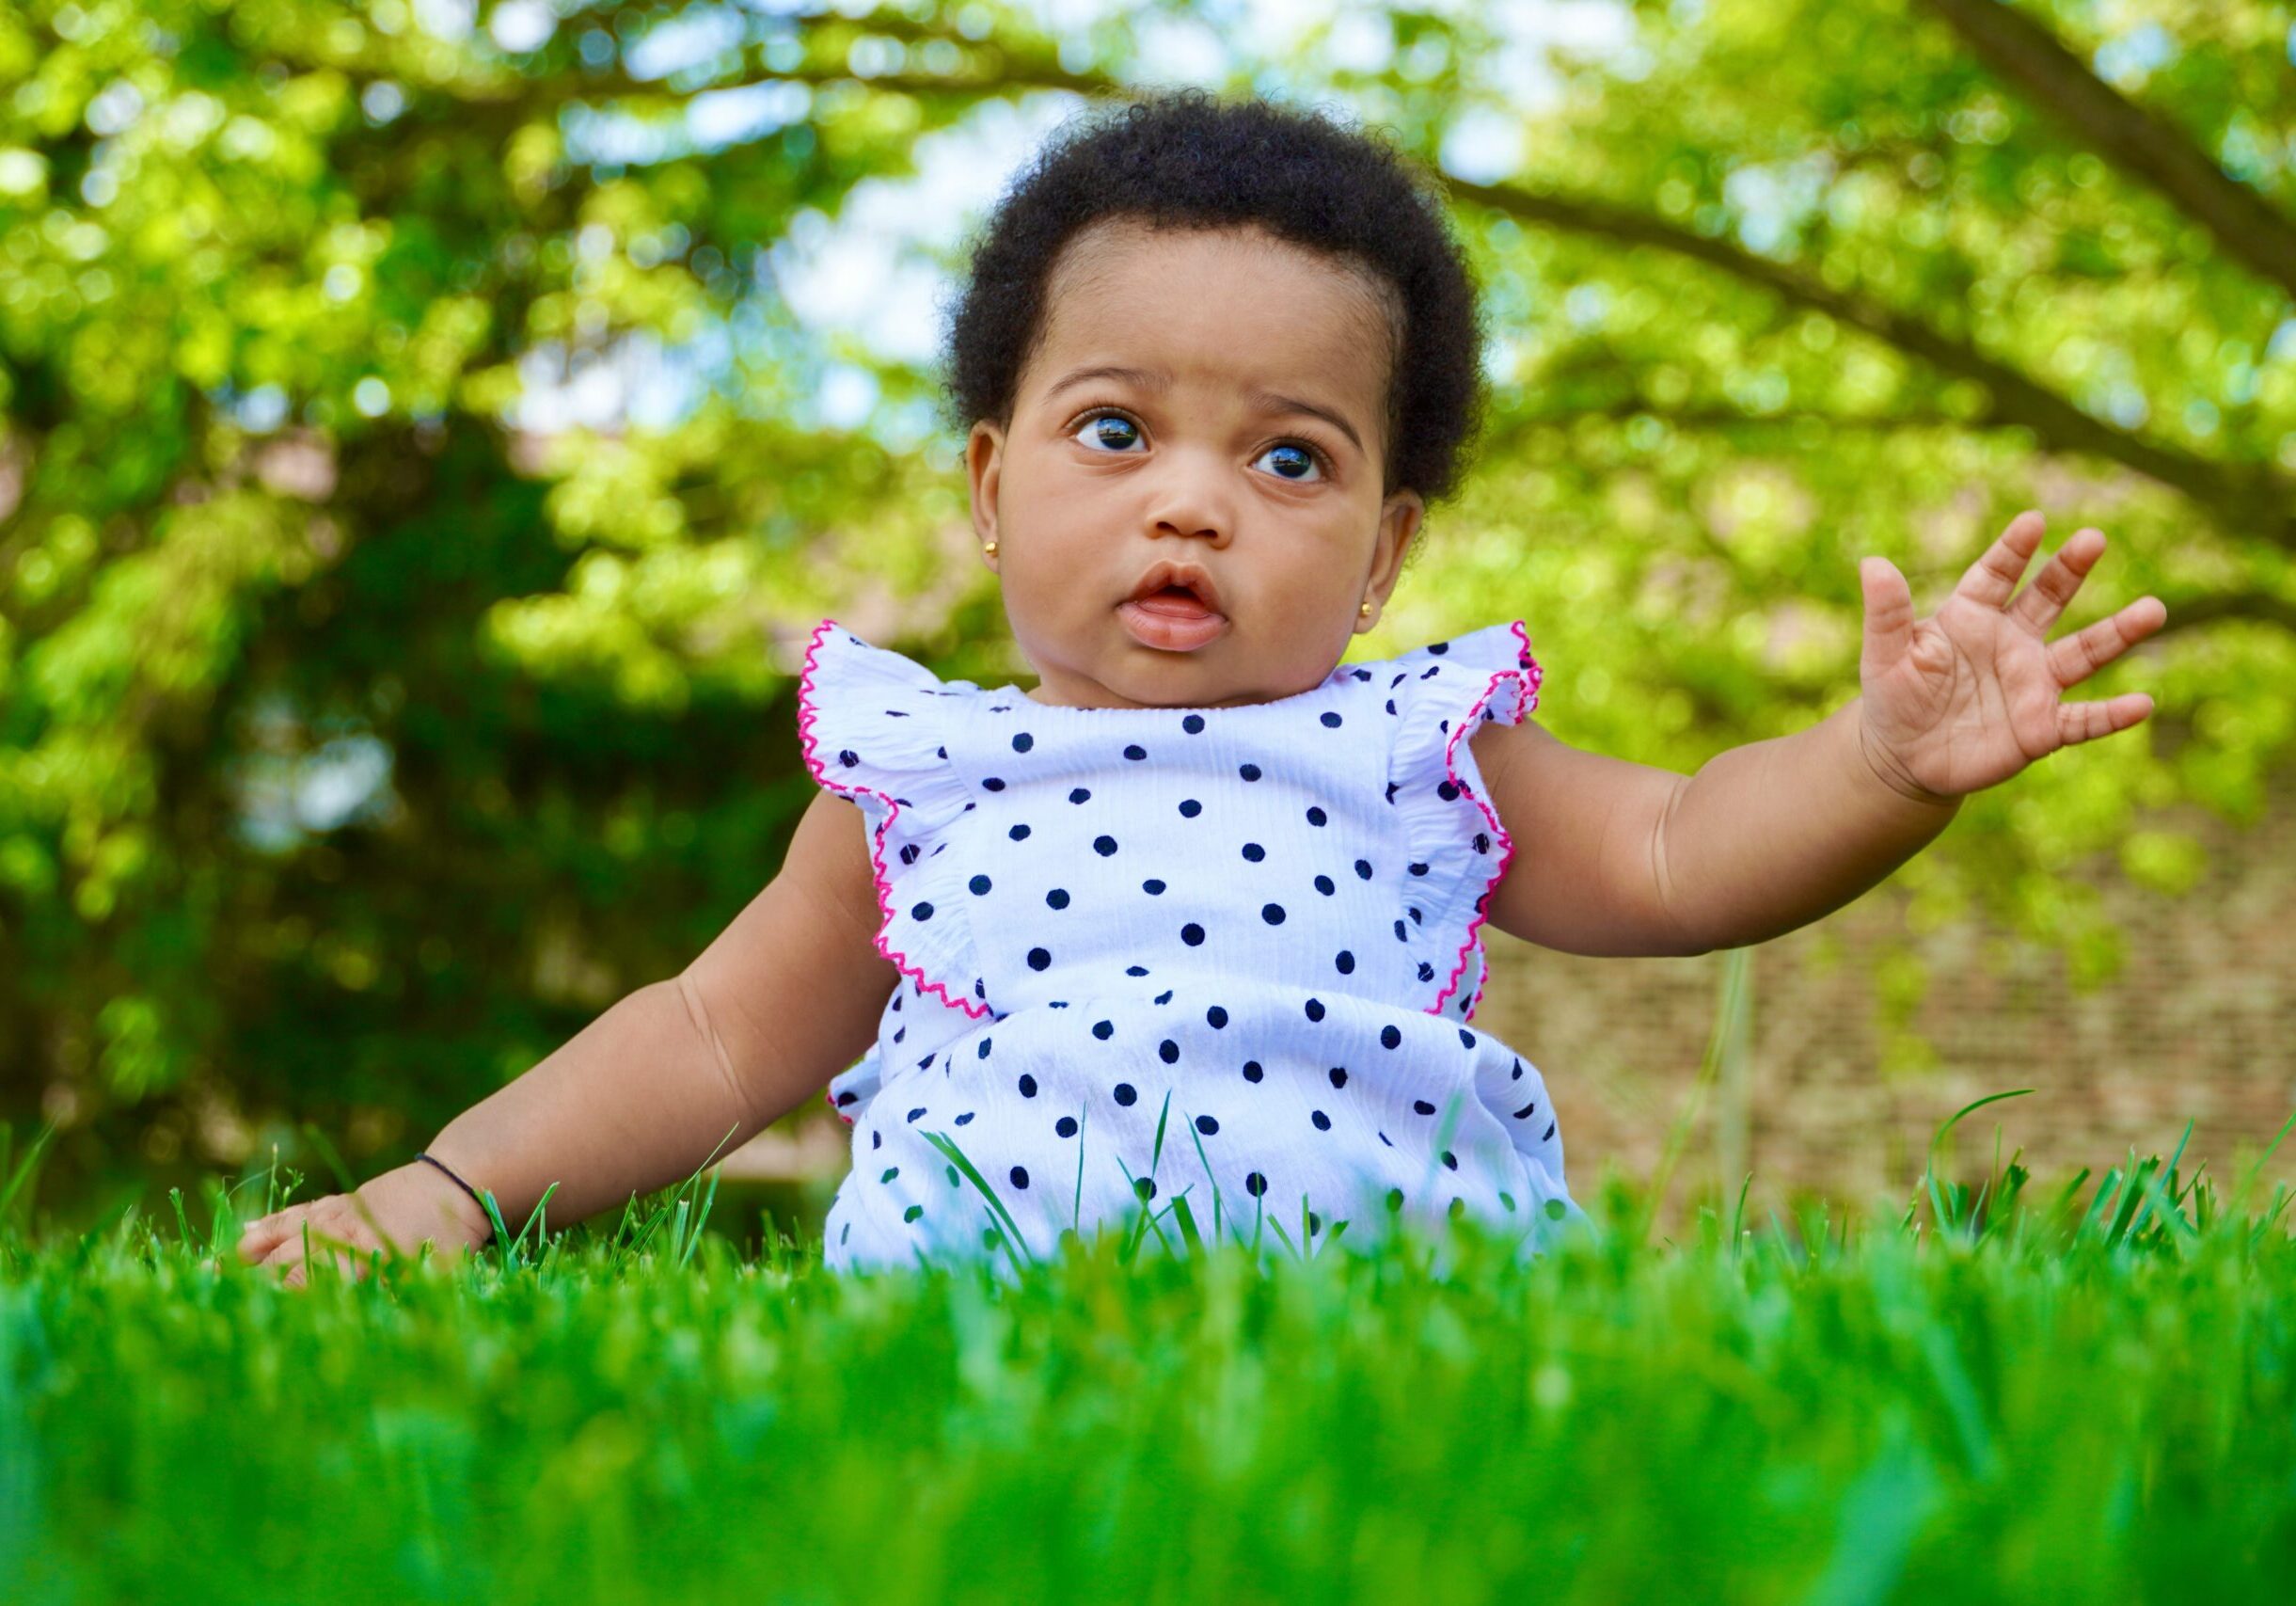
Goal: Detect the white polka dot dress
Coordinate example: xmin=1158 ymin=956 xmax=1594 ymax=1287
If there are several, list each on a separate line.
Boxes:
xmin=797 ymin=615 xmax=1589 ymax=1274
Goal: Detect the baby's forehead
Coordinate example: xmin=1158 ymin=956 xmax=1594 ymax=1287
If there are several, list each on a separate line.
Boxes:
xmin=1033 ymin=220 xmax=1400 ymax=398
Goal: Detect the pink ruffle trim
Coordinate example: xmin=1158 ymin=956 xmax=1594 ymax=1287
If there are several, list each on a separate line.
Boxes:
xmin=1426 ymin=619 xmax=1544 ymax=1021
xmin=798 ymin=617 xmax=993 ymax=1121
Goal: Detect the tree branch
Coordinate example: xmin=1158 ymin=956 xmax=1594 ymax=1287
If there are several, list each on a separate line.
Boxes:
xmin=2146 ymin=588 xmax=2296 ymax=639
xmin=1915 ymin=0 xmax=2296 ymax=304
xmin=1446 ymin=176 xmax=2296 ymax=549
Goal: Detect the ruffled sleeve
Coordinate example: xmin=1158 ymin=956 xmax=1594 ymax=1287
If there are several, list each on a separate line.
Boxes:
xmin=1382 ymin=620 xmax=1544 ymax=1021
xmin=798 ymin=619 xmax=994 ymax=1032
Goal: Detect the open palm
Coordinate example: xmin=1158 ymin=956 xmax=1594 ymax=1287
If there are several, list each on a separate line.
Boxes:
xmin=1856 ymin=510 xmax=2168 ymax=803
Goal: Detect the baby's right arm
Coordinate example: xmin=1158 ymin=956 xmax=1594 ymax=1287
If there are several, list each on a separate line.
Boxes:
xmin=235 ymin=787 xmax=897 ymax=1284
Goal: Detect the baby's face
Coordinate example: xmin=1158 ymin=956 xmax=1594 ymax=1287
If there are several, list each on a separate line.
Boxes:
xmin=968 ymin=219 xmax=1423 ymax=709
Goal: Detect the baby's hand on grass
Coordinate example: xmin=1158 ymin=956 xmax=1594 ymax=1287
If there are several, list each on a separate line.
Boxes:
xmin=234 ymin=1161 xmax=495 ymax=1289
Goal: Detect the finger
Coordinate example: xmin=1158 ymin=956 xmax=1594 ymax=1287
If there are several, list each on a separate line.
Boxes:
xmin=2056 ymin=692 xmax=2156 ymax=747
xmin=2005 ymin=526 xmax=2106 ymax=638
xmin=235 ymin=1206 xmax=308 ymax=1264
xmin=1858 ymin=555 xmax=1917 ymax=679
xmin=261 ymin=1241 xmax=310 ymax=1291
xmin=2047 ymin=595 xmax=2169 ymax=688
xmin=1955 ymin=509 xmax=2047 ymax=612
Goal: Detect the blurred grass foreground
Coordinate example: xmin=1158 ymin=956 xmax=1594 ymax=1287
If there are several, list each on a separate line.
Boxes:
xmin=2 ymin=1095 xmax=2293 ymax=1603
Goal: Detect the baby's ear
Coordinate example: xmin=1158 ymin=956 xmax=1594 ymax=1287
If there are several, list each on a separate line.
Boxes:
xmin=1372 ymin=487 xmax=1426 ymax=583
xmin=966 ymin=421 xmax=1007 ymax=542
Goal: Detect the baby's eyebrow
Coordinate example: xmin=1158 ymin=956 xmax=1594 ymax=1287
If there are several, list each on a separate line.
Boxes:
xmin=1246 ymin=389 xmax=1363 ymax=457
xmin=1044 ymin=364 xmax=1364 ymax=456
xmin=1044 ymin=363 xmax=1164 ymax=402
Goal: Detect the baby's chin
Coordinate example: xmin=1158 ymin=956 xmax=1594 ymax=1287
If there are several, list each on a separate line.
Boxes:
xmin=1022 ymin=660 xmax=1250 ymax=711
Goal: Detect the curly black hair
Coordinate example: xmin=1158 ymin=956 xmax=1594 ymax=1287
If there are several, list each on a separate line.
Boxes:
xmin=941 ymin=89 xmax=1487 ymax=503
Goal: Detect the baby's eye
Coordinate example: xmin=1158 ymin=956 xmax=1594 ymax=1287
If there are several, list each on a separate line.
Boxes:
xmin=1254 ymin=441 xmax=1326 ymax=482
xmin=1071 ymin=412 xmax=1143 ymax=453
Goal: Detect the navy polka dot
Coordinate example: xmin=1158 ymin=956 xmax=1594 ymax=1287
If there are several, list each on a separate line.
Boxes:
xmin=1182 ymin=923 xmax=1206 ymax=946
xmin=1092 ymin=1020 xmax=1114 ymax=1041
xmin=1027 ymin=948 xmax=1051 ymax=970
xmin=1242 ymin=843 xmax=1265 ymax=863
xmin=1143 ymin=878 xmax=1166 ymax=895
xmin=1262 ymin=903 xmax=1286 ymax=925
xmin=1243 ymin=1061 xmax=1263 ymax=1082
xmin=1046 ymin=888 xmax=1069 ymax=909
xmin=1206 ymin=1006 xmax=1227 ymax=1028
xmin=1182 ymin=714 xmax=1206 ymax=733
xmin=1311 ymin=1110 xmax=1331 ymax=1131
xmin=1314 ymin=874 xmax=1336 ymax=895
xmin=1245 ymin=1170 xmax=1268 ymax=1196
xmin=969 ymin=874 xmax=991 ymax=895
xmin=982 ymin=777 xmax=1005 ymax=791
xmin=1019 ymin=1074 xmax=1038 ymax=1097
xmin=1321 ymin=711 xmax=1342 ymax=728
xmin=1336 ymin=950 xmax=1355 ymax=974
xmin=1159 ymin=1040 xmax=1180 ymax=1064
xmin=1123 ymin=744 xmax=1148 ymax=761
xmin=1354 ymin=859 xmax=1374 ymax=880
xmin=1055 ymin=1116 xmax=1078 ymax=1137
xmin=1013 ymin=733 xmax=1034 ymax=752
xmin=1069 ymin=787 xmax=1091 ymax=803
xmin=1195 ymin=1114 xmax=1218 ymax=1135
xmin=1327 ymin=1066 xmax=1348 ymax=1088
xmin=1114 ymin=1082 xmax=1137 ymax=1105
xmin=1094 ymin=835 xmax=1118 ymax=855
xmin=1009 ymin=823 xmax=1031 ymax=841
xmin=912 ymin=901 xmax=935 ymax=921
xmin=1010 ymin=1166 xmax=1029 ymax=1188
xmin=1306 ymin=806 xmax=1327 ymax=826
xmin=1239 ymin=763 xmax=1261 ymax=782
xmin=1381 ymin=1026 xmax=1402 ymax=1049
xmin=1179 ymin=799 xmax=1202 ymax=818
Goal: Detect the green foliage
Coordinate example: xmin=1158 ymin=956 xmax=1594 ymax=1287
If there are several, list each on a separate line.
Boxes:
xmin=1 ymin=1 xmax=2290 ymax=1214
xmin=4 ymin=1110 xmax=2296 ymax=1599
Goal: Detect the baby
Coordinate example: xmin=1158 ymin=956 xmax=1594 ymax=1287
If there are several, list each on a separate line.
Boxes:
xmin=237 ymin=91 xmax=2164 ymax=1284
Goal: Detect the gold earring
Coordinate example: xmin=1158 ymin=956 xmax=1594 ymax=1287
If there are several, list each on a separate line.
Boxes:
xmin=984 ymin=541 xmax=998 ymax=556
xmin=1359 ymin=599 xmax=1373 ymax=618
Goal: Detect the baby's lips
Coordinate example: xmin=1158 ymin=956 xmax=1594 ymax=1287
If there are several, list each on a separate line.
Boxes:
xmin=1129 ymin=590 xmax=1222 ymax=622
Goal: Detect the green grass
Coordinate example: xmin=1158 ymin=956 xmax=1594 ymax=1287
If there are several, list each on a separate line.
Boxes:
xmin=1 ymin=1089 xmax=2293 ymax=1604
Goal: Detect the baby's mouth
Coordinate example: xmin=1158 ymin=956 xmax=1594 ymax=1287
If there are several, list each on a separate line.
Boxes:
xmin=1127 ymin=586 xmax=1222 ymax=622
xmin=1118 ymin=587 xmax=1230 ymax=651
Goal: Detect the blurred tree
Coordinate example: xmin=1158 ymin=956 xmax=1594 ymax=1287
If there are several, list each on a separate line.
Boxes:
xmin=0 ymin=0 xmax=2288 ymax=1208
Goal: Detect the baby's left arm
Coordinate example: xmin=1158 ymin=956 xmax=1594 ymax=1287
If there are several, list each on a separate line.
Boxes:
xmin=1473 ymin=510 xmax=2166 ymax=956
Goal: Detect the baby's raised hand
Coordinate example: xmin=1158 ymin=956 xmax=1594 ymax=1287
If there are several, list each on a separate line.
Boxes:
xmin=234 ymin=1161 xmax=495 ymax=1288
xmin=1854 ymin=509 xmax=2168 ymax=803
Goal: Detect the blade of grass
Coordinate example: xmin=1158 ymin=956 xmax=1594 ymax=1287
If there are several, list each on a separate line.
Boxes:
xmin=921 ymin=1131 xmax=1037 ymax=1274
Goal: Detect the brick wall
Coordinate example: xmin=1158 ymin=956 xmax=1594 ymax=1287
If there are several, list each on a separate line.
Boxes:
xmin=1473 ymin=774 xmax=2296 ymax=1231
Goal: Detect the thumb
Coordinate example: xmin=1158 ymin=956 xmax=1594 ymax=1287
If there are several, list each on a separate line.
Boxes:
xmin=1858 ymin=555 xmax=1915 ymax=681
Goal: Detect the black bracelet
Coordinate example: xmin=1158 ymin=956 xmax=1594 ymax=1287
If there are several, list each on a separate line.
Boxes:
xmin=415 ymin=1152 xmax=496 ymax=1243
